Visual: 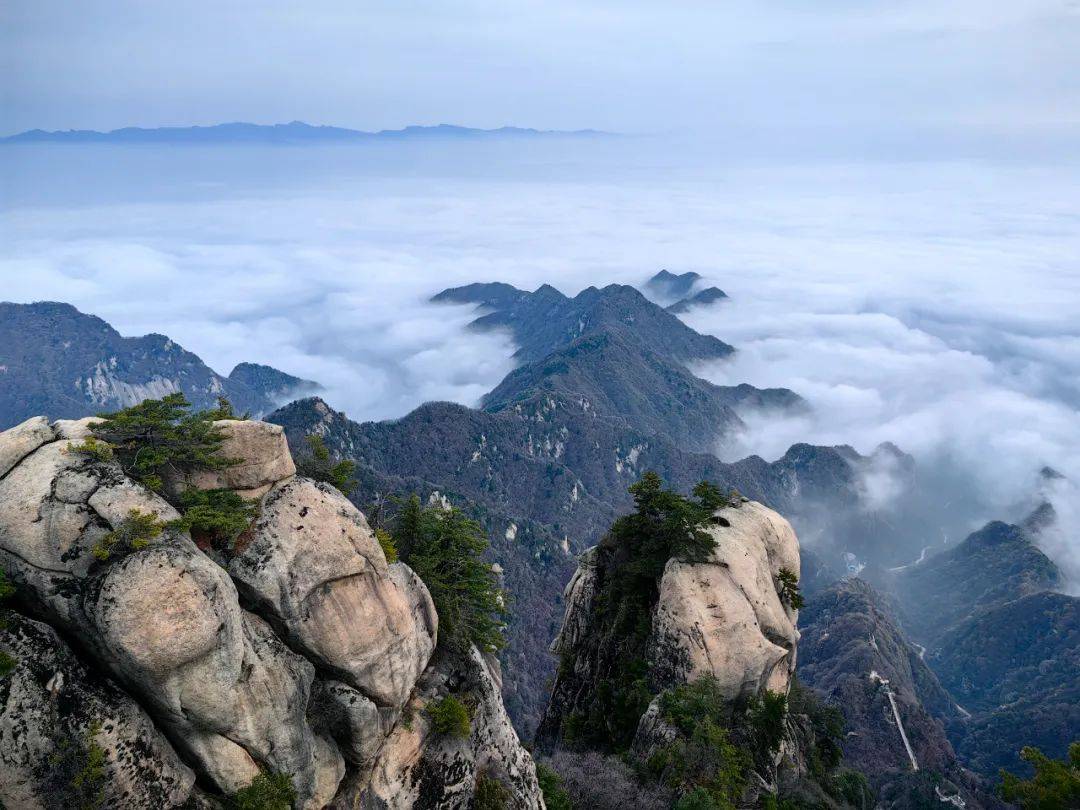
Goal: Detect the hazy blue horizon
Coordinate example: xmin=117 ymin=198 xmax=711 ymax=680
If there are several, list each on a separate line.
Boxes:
xmin=5 ymin=1 xmax=1079 ymax=157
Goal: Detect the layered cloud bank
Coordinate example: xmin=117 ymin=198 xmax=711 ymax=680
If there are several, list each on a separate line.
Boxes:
xmin=1 ymin=140 xmax=1077 ymax=581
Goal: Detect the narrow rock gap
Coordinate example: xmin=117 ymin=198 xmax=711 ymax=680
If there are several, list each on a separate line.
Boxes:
xmin=0 ymin=434 xmax=63 ymax=484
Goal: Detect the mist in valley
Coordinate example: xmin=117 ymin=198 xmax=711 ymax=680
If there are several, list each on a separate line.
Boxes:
xmin=2 ymin=135 xmax=1078 ymax=585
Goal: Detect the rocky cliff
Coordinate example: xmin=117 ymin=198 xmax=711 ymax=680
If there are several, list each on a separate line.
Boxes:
xmin=269 ymin=392 xmax=912 ymax=738
xmin=0 ymin=416 xmax=543 ymax=808
xmin=539 ymin=498 xmax=800 ymax=737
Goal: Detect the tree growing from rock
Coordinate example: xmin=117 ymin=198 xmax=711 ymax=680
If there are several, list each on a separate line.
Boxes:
xmin=72 ymin=395 xmax=258 ymax=556
xmin=426 ymin=694 xmax=472 ymax=738
xmin=92 ymin=508 xmax=165 ymax=560
xmin=86 ymin=392 xmax=238 ymax=492
xmin=391 ymin=495 xmax=506 ymax=654
xmin=776 ymin=568 xmax=805 ymax=610
xmin=169 ymin=488 xmax=257 ymax=550
xmin=295 ymin=434 xmax=357 ymax=495
xmin=554 ymin=472 xmax=728 ymax=751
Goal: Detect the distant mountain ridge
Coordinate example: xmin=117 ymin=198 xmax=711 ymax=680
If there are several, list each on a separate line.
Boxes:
xmin=667 ymin=286 xmax=728 ymax=313
xmin=0 ymin=301 xmax=318 ymax=426
xmin=435 ymin=281 xmax=733 ymax=363
xmin=2 ymin=120 xmax=611 ymax=144
xmin=645 ymin=269 xmax=702 ymax=301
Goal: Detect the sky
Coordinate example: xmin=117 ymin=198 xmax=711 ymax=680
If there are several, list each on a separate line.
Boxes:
xmin=3 ymin=0 xmax=1080 ymax=151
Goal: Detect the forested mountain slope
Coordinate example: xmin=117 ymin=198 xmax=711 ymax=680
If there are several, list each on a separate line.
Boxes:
xmin=0 ymin=302 xmax=317 ymax=428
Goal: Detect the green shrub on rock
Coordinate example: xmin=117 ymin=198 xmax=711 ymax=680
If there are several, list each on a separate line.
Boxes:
xmin=67 ymin=436 xmax=114 ymax=462
xmin=92 ymin=509 xmax=165 ymax=561
xmin=295 ymin=434 xmax=357 ymax=495
xmin=0 ymin=569 xmax=14 ymax=675
xmin=535 ymin=762 xmax=573 ymax=810
xmin=473 ymin=775 xmax=511 ymax=809
xmin=168 ymin=488 xmax=256 ymax=551
xmin=45 ymin=721 xmax=108 ymax=810
xmin=231 ymin=771 xmax=296 ymax=810
xmin=426 ymin=694 xmax=472 ymax=738
xmin=0 ymin=568 xmax=14 ymax=602
xmin=76 ymin=396 xmax=260 ymax=562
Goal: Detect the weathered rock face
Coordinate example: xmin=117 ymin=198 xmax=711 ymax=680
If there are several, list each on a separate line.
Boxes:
xmin=0 ymin=301 xmax=318 ymax=430
xmin=229 ymin=476 xmax=437 ymax=708
xmin=0 ymin=418 xmax=339 ymax=807
xmin=648 ymin=499 xmax=801 ymax=700
xmin=549 ymin=546 xmax=598 ymax=658
xmin=0 ymin=416 xmax=55 ymax=478
xmin=0 ymin=415 xmax=542 ymax=809
xmin=359 ymin=648 xmax=544 ymax=810
xmin=0 ymin=612 xmax=196 ymax=810
xmin=166 ymin=418 xmax=296 ymax=498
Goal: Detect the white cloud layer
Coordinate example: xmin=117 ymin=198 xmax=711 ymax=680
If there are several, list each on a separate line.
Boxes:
xmin=1 ymin=140 xmax=1077 ymax=582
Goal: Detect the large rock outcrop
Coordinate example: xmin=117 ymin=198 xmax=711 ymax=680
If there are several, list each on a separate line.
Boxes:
xmin=0 ymin=415 xmax=542 ymax=809
xmin=361 ymin=648 xmax=544 ymax=809
xmin=647 ymin=499 xmax=800 ymax=699
xmin=538 ymin=497 xmax=801 ymax=751
xmin=229 ymin=476 xmax=437 ymax=708
xmin=165 ymin=418 xmax=296 ymax=498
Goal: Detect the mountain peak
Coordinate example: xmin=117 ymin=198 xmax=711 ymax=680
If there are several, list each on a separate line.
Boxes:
xmin=0 ymin=301 xmax=318 ymax=426
xmin=3 ymin=121 xmax=613 ymax=144
xmin=667 ymin=286 xmax=728 ymax=313
xmin=645 ymin=269 xmax=702 ymax=300
xmin=433 ymin=278 xmax=734 ymax=364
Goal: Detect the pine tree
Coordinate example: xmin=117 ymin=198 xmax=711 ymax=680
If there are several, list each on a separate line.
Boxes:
xmin=87 ymin=393 xmax=236 ymax=492
xmin=391 ymin=497 xmax=506 ymax=653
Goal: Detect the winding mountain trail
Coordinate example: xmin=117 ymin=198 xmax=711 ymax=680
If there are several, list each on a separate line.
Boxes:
xmin=870 ymin=670 xmax=920 ymax=772
xmin=888 ymin=545 xmax=931 ymax=573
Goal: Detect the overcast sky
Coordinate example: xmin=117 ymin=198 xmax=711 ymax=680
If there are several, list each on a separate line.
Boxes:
xmin=3 ymin=0 xmax=1080 ymax=143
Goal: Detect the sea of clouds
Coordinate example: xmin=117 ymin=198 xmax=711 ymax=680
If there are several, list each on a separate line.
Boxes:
xmin=1 ymin=139 xmax=1077 ymax=581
